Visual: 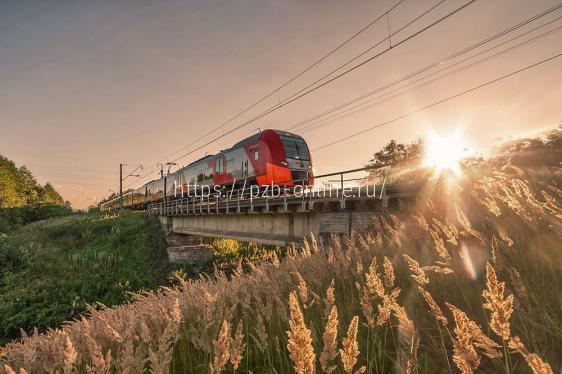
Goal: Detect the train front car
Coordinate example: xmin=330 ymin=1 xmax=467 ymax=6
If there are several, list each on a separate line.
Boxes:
xmin=275 ymin=130 xmax=313 ymax=186
xmin=251 ymin=129 xmax=313 ymax=187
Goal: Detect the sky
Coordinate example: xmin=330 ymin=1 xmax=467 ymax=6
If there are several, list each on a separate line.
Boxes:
xmin=1 ymin=0 xmax=560 ymax=209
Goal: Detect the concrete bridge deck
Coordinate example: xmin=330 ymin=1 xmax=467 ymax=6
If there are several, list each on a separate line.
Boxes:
xmin=155 ymin=183 xmax=421 ymax=246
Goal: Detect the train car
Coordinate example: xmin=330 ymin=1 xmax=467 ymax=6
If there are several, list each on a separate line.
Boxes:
xmin=100 ymin=129 xmax=313 ymax=210
xmin=165 ymin=129 xmax=313 ymax=199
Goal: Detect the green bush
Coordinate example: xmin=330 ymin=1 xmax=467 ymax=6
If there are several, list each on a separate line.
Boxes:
xmin=0 ymin=204 xmax=72 ymax=233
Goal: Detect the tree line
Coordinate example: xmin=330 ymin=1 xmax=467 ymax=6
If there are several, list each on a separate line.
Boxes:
xmin=0 ymin=155 xmax=71 ymax=231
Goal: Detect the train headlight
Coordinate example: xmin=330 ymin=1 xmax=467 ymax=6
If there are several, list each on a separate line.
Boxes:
xmin=281 ymin=161 xmax=288 ymax=166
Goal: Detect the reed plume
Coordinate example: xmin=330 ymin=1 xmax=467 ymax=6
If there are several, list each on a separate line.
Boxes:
xmin=293 ymin=271 xmax=309 ymax=305
xmin=392 ymin=304 xmax=419 ymax=374
xmin=287 ymin=291 xmax=316 ymax=374
xmin=229 ymin=320 xmax=245 ymax=370
xmin=382 ymin=256 xmax=395 ymax=289
xmin=365 ymin=258 xmax=385 ymax=298
xmin=418 ymin=286 xmax=448 ymax=326
xmin=357 ymin=283 xmax=375 ymax=327
xmin=324 ymin=279 xmax=335 ymax=317
xmin=482 ymin=263 xmax=514 ymax=340
xmin=211 ymin=320 xmax=230 ymax=373
xmin=507 ymin=266 xmax=526 ymax=298
xmin=496 ymin=225 xmax=513 ymax=247
xmin=339 ymin=316 xmax=360 ymax=374
xmin=432 ymin=218 xmax=458 ymax=246
xmin=320 ymin=305 xmax=339 ymax=374
xmin=446 ymin=303 xmax=482 ymax=374
xmin=509 ymin=336 xmax=553 ymax=374
xmin=377 ymin=288 xmax=400 ymax=326
xmin=447 ymin=302 xmax=502 ymax=373
xmin=430 ymin=227 xmax=451 ymax=263
xmin=63 ymin=335 xmax=78 ymax=374
xmin=403 ymin=255 xmax=429 ymax=285
xmin=251 ymin=313 xmax=268 ymax=353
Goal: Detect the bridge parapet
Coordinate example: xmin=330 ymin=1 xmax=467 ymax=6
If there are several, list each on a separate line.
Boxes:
xmin=153 ymin=167 xmax=421 ymax=245
xmin=148 ymin=166 xmax=419 ymax=217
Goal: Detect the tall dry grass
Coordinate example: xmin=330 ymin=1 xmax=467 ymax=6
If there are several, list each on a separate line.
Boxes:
xmin=1 ymin=156 xmax=561 ymax=373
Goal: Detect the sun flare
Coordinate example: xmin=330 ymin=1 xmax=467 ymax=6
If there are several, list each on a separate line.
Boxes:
xmin=422 ymin=130 xmax=470 ymax=176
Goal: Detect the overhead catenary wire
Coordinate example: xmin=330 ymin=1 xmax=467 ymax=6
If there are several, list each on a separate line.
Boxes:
xmin=294 ymin=19 xmax=562 ymax=135
xmin=285 ymin=3 xmax=562 ymax=133
xmin=141 ymin=1 xmax=405 ymax=171
xmin=196 ymin=0 xmax=460 ymax=143
xmin=311 ymin=53 xmax=562 ymax=152
xmin=123 ymin=1 xmax=558 ymax=192
xmin=124 ymin=0 xmax=448 ymax=190
xmin=163 ymin=0 xmax=475 ymax=167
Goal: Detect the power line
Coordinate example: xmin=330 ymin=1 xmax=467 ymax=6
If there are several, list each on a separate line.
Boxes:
xmin=126 ymin=0 xmax=452 ymax=189
xmin=300 ymin=27 xmax=561 ymax=134
xmin=311 ymin=53 xmax=562 ymax=152
xmin=295 ymin=18 xmax=562 ymax=135
xmin=123 ymin=1 xmax=558 ymax=192
xmin=164 ymin=0 xmax=474 ymax=168
xmin=286 ymin=4 xmax=562 ymax=133
xmin=124 ymin=0 xmax=412 ymax=186
xmin=142 ymin=1 xmax=405 ymax=172
xmin=202 ymin=0 xmax=456 ymax=140
xmin=271 ymin=0 xmax=451 ymax=107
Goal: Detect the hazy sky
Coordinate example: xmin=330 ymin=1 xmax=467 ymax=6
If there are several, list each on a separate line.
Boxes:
xmin=1 ymin=0 xmax=560 ymax=208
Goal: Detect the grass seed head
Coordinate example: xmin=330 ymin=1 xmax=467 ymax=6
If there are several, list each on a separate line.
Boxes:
xmin=320 ymin=305 xmax=339 ymax=374
xmin=287 ymin=291 xmax=316 ymax=374
xmin=339 ymin=316 xmax=360 ymax=374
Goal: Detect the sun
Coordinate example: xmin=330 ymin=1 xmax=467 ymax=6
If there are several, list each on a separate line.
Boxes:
xmin=422 ymin=130 xmax=470 ymax=176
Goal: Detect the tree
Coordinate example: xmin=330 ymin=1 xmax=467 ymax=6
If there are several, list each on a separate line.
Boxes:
xmin=17 ymin=166 xmax=40 ymax=205
xmin=0 ymin=154 xmax=66 ymax=209
xmin=367 ymin=138 xmax=424 ymax=169
xmin=39 ymin=183 xmax=65 ymax=206
xmin=0 ymin=156 xmax=25 ymax=209
xmin=365 ymin=138 xmax=426 ymax=183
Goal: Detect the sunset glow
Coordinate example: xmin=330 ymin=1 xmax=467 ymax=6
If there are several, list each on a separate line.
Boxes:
xmin=422 ymin=130 xmax=471 ymax=176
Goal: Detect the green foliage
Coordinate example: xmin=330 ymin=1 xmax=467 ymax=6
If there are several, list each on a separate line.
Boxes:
xmin=0 ymin=212 xmax=169 ymax=344
xmin=212 ymin=238 xmax=241 ymax=259
xmin=0 ymin=155 xmax=66 ymax=209
xmin=0 ymin=205 xmax=72 ymax=233
xmin=211 ymin=238 xmax=285 ymax=272
xmin=366 ymin=137 xmax=429 ymax=184
xmin=367 ymin=137 xmax=424 ymax=169
xmin=0 ymin=154 xmax=70 ymax=232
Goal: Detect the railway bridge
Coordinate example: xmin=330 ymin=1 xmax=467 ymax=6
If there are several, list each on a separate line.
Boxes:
xmin=149 ymin=167 xmax=421 ymax=246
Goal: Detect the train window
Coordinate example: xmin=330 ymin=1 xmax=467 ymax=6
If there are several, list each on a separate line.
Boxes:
xmin=280 ymin=135 xmax=310 ymax=160
xmin=227 ymin=159 xmax=234 ymax=173
xmin=216 ymin=158 xmax=222 ymax=173
xmin=254 ymin=151 xmax=259 ymax=160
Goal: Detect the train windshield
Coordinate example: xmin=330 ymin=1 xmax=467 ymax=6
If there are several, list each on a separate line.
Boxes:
xmin=280 ymin=135 xmax=310 ymax=160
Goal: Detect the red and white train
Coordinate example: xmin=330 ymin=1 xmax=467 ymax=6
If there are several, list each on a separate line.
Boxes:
xmin=102 ymin=129 xmax=313 ymax=210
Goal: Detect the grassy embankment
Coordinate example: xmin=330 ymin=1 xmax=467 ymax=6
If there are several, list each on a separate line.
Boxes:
xmin=2 ymin=159 xmax=561 ymax=374
xmin=2 ymin=129 xmax=561 ymax=374
xmin=0 ymin=212 xmax=170 ymax=345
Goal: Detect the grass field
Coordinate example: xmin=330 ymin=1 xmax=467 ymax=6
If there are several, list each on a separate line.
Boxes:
xmin=1 ymin=139 xmax=561 ymax=373
xmin=0 ymin=212 xmax=170 ymax=345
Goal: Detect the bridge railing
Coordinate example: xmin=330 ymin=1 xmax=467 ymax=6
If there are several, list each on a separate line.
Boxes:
xmin=145 ymin=165 xmax=399 ymax=216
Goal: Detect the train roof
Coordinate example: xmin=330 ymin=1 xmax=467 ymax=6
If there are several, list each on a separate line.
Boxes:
xmin=231 ymin=129 xmax=303 ymax=149
xmin=185 ymin=154 xmax=213 ymax=168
